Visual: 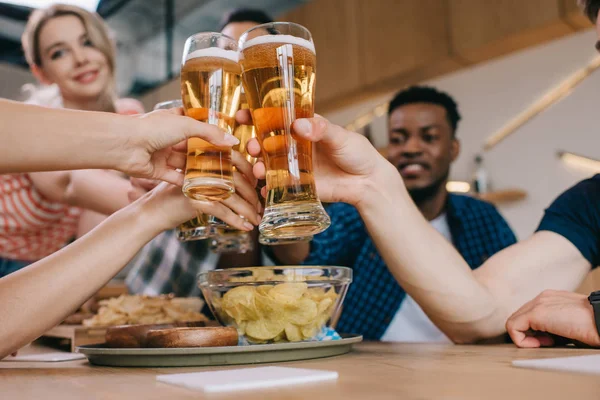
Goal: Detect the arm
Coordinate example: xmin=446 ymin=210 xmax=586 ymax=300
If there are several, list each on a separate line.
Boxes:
xmin=29 ymin=170 xmax=131 ymax=215
xmin=362 ymin=188 xmax=589 ymax=342
xmin=246 ymin=114 xmax=592 ymax=344
xmin=0 ymin=185 xmax=179 ymax=359
xmin=0 ymin=178 xmax=258 ymax=359
xmin=0 ymin=99 xmax=239 ymax=184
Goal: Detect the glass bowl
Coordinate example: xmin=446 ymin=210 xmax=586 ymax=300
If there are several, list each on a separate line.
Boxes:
xmin=197 ymin=266 xmax=352 ymax=344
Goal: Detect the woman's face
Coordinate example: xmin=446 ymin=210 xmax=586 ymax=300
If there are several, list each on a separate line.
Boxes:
xmin=36 ymin=15 xmax=111 ymax=103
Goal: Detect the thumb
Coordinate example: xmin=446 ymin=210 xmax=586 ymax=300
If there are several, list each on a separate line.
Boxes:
xmin=292 ymin=116 xmax=351 ymax=152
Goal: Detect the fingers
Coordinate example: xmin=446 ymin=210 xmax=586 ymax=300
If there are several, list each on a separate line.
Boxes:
xmin=231 ymin=151 xmax=257 ymax=187
xmin=235 ymin=109 xmax=253 ymax=125
xmin=131 ymin=177 xmax=160 ymax=191
xmin=158 ymin=169 xmax=184 ymax=187
xmin=179 ymin=117 xmax=240 ymax=147
xmin=222 ymin=191 xmax=260 ymax=226
xmin=253 ymin=161 xmax=266 ymax=181
xmin=166 ymin=151 xmax=186 ymax=171
xmin=171 ymin=140 xmax=187 ymax=153
xmin=194 ymin=201 xmax=254 ymax=231
xmin=231 ymin=170 xmax=260 ymax=216
xmin=247 ymin=138 xmax=262 ymax=158
xmin=506 ymin=310 xmax=540 ymax=348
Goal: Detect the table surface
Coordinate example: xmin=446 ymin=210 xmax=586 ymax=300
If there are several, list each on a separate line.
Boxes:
xmin=1 ymin=342 xmax=599 ymax=400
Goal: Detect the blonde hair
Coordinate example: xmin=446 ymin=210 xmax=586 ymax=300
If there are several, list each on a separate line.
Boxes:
xmin=21 ymin=4 xmax=117 ymax=112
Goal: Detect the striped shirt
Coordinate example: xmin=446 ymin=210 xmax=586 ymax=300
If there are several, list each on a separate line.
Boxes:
xmin=0 ymin=174 xmax=82 ymax=261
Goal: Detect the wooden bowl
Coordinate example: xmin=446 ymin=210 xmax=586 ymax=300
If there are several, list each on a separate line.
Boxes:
xmin=105 ymin=321 xmax=208 ymax=348
xmin=145 ymin=327 xmax=239 ymax=348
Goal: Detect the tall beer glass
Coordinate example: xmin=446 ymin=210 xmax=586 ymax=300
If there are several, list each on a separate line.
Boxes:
xmin=239 ymin=22 xmax=330 ymax=240
xmin=153 ymin=99 xmax=214 ymax=242
xmin=210 ymin=90 xmax=256 ymax=253
xmin=181 ymin=32 xmax=242 ymax=201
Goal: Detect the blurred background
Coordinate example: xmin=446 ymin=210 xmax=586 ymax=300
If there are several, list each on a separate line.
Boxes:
xmin=0 ymin=0 xmax=599 ymax=240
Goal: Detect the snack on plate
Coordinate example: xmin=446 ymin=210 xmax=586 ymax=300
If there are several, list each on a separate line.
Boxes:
xmin=220 ymin=282 xmax=338 ymax=343
xmin=83 ymin=294 xmax=208 ymax=327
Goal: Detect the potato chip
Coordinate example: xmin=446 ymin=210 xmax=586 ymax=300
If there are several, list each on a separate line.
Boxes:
xmin=255 ymin=290 xmax=285 ymax=319
xmin=269 ymin=283 xmax=307 ymax=305
xmin=218 ymin=276 xmax=339 ymax=343
xmin=222 ymin=286 xmax=260 ymax=321
xmin=285 ymin=297 xmax=318 ymax=326
xmin=300 ymin=322 xmax=319 ymax=339
xmin=317 ymin=298 xmax=334 ymax=315
xmin=82 ymin=294 xmax=207 ymax=327
xmin=284 ymin=323 xmax=303 ymax=342
xmin=256 ymin=285 xmax=274 ymax=296
xmin=245 ymin=318 xmax=285 ymax=341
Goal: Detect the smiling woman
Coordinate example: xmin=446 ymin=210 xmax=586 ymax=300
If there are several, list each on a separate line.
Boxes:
xmin=21 ymin=3 xmax=117 ymax=112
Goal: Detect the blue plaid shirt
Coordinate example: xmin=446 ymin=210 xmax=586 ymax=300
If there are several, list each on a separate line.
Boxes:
xmin=303 ymin=194 xmax=517 ymax=340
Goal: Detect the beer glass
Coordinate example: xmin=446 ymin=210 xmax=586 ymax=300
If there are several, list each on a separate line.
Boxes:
xmin=239 ymin=22 xmax=330 ymax=241
xmin=210 ymin=90 xmax=256 ymax=253
xmin=153 ymin=99 xmax=214 ymax=242
xmin=181 ymin=32 xmax=242 ymax=201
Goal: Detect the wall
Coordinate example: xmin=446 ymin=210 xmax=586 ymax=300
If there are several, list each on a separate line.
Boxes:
xmin=0 ymin=62 xmax=35 ymax=101
xmin=281 ymin=0 xmax=590 ymax=112
xmin=340 ymin=29 xmax=600 ymax=240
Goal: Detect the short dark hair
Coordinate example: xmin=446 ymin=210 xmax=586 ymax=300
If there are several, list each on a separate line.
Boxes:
xmin=388 ymin=86 xmax=462 ymax=135
xmin=579 ymin=0 xmax=600 ymax=23
xmin=218 ymin=8 xmax=274 ymax=31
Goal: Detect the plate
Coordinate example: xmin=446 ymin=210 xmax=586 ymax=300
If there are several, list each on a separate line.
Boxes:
xmin=76 ymin=334 xmax=362 ymax=367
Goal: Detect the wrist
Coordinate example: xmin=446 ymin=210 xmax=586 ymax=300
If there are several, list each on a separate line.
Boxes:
xmin=107 ymin=114 xmax=144 ymax=173
xmin=355 ymin=160 xmax=408 ymax=214
xmin=123 ymin=196 xmax=168 ymax=239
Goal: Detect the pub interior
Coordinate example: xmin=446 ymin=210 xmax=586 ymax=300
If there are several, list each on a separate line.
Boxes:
xmin=1 ymin=0 xmax=600 ymax=398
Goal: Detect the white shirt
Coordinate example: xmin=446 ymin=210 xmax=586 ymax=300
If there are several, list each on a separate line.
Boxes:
xmin=380 ymin=213 xmax=453 ymax=343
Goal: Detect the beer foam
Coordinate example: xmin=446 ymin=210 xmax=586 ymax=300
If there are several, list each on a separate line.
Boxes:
xmin=185 ymin=48 xmax=239 ymax=63
xmin=243 ymin=34 xmax=316 ymax=54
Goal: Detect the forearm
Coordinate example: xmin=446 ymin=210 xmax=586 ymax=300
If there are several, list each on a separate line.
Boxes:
xmin=64 ymin=170 xmax=132 ymax=215
xmin=0 ymin=199 xmax=163 ymax=359
xmin=356 ymin=171 xmax=503 ymax=343
xmin=1 ymin=99 xmax=132 ymax=173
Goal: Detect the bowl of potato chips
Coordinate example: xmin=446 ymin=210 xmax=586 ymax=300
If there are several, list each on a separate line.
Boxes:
xmin=198 ymin=266 xmax=352 ymax=344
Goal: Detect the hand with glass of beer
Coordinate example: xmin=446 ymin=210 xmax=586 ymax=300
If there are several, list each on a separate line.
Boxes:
xmin=181 ymin=32 xmax=242 ymax=201
xmin=239 ymin=22 xmax=330 ymax=241
xmin=153 ymin=99 xmax=214 ymax=241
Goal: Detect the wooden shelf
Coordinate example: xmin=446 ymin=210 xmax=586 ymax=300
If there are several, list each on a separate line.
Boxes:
xmin=477 ymin=189 xmax=527 ymax=205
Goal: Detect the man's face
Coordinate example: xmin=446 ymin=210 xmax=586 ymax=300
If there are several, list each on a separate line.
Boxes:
xmin=221 ymin=21 xmax=260 ymax=41
xmin=387 ymin=102 xmax=459 ymax=192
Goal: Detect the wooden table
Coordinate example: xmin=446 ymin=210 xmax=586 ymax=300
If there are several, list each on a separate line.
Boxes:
xmin=1 ymin=342 xmax=599 ymax=399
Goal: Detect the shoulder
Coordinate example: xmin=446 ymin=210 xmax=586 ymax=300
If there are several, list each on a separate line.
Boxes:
xmin=547 ymin=175 xmax=600 ymax=210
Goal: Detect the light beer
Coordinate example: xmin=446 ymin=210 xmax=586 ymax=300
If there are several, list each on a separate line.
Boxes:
xmin=209 ymin=91 xmax=258 ymax=253
xmin=240 ymin=25 xmax=330 ymax=239
xmin=181 ymin=38 xmax=242 ymax=201
xmin=153 ymin=99 xmax=213 ymax=242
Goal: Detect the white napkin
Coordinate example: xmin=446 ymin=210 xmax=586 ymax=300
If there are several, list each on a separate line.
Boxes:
xmin=513 ymin=354 xmax=600 ymax=375
xmin=2 ymin=352 xmax=86 ymax=362
xmin=156 ymin=366 xmax=338 ymax=393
